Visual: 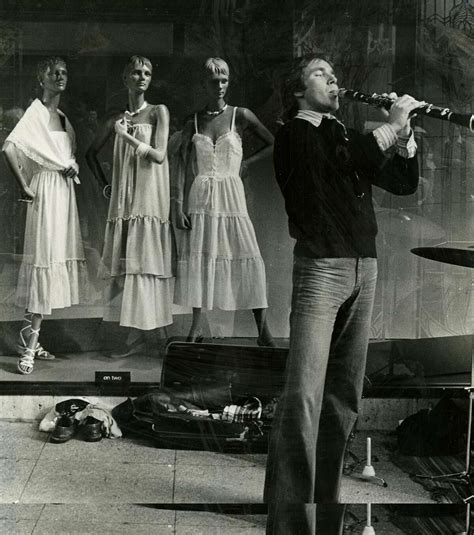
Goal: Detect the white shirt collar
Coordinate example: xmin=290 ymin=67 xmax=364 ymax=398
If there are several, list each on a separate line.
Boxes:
xmin=295 ymin=109 xmax=348 ymax=138
xmin=296 ymin=108 xmax=345 ymax=127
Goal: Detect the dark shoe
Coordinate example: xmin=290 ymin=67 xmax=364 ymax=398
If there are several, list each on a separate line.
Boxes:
xmin=81 ymin=416 xmax=103 ymax=442
xmin=50 ymin=415 xmax=76 ymax=443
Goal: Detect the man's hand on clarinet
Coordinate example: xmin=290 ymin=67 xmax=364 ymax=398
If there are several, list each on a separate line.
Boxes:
xmin=380 ymin=92 xmax=425 ymax=136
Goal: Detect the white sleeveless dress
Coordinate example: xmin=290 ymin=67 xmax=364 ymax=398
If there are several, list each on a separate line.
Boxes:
xmin=98 ymin=105 xmax=173 ymax=330
xmin=174 ymin=107 xmax=268 ymax=310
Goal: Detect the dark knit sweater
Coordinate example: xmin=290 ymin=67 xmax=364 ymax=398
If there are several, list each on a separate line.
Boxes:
xmin=273 ymin=117 xmax=419 ymax=258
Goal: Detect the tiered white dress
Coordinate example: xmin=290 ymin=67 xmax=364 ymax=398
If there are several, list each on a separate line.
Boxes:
xmin=16 ymin=131 xmax=87 ymax=315
xmin=99 ymin=104 xmax=173 ymax=330
xmin=174 ymin=107 xmax=268 ymax=310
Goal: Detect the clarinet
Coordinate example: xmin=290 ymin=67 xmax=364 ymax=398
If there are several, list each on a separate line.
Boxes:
xmin=338 ymin=88 xmax=474 ymax=131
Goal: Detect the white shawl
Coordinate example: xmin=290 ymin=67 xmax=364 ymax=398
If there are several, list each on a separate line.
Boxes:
xmin=4 ymin=98 xmax=80 ymax=184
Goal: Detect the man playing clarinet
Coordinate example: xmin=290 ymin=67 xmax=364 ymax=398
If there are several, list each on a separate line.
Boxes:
xmin=264 ymin=54 xmax=422 ymax=534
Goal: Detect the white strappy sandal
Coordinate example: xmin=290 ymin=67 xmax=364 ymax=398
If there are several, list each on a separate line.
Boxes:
xmin=33 ymin=343 xmax=55 ymax=360
xmin=17 ymin=346 xmax=35 ymax=375
xmin=16 ymin=319 xmax=55 ymax=361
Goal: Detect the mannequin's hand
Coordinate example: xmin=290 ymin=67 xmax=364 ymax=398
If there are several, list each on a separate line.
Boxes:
xmin=62 ymin=165 xmax=78 ymax=179
xmin=19 ymin=185 xmax=35 ymax=202
xmin=172 ymin=204 xmax=192 ymax=230
xmin=114 ymin=117 xmax=130 ymax=137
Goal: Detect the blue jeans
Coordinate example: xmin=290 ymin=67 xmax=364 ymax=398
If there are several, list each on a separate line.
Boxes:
xmin=264 ymin=256 xmax=378 ymax=535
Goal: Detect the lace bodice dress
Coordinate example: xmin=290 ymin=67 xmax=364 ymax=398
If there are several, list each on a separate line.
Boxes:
xmin=174 ymin=107 xmax=268 ymax=310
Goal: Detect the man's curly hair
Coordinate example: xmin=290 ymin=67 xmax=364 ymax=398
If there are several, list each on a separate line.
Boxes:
xmin=279 ymin=53 xmax=333 ymax=123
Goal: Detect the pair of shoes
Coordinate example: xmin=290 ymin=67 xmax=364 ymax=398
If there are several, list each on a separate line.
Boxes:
xmin=50 ymin=416 xmax=103 ymax=443
xmin=81 ymin=416 xmax=103 ymax=442
xmin=257 ymin=336 xmax=278 ymax=348
xmin=186 ymin=330 xmax=204 ymax=343
xmin=50 ymin=415 xmax=76 ymax=443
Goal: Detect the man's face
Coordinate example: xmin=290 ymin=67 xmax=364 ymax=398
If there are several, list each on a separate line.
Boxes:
xmin=297 ymin=59 xmax=339 ymax=113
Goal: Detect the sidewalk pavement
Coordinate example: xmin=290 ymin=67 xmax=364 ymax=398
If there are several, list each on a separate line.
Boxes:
xmin=0 ymin=504 xmax=266 ymax=534
xmin=0 ymin=422 xmax=433 ymax=505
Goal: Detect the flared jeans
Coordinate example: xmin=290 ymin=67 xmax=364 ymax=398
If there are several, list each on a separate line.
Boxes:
xmin=264 ymin=256 xmax=378 ymax=534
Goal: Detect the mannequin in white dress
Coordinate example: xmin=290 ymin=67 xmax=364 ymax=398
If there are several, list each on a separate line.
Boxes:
xmin=173 ymin=57 xmax=275 ymax=346
xmin=3 ymin=57 xmax=85 ymax=374
xmin=87 ymin=56 xmax=173 ymax=358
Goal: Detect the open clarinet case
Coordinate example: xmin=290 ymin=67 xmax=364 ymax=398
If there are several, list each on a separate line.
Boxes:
xmin=112 ymin=342 xmax=288 ymax=451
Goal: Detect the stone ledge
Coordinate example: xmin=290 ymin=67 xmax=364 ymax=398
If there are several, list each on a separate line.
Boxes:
xmin=0 ymin=395 xmax=435 ymax=430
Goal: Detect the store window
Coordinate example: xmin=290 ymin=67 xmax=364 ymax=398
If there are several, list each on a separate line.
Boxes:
xmin=0 ymin=0 xmax=472 ymax=389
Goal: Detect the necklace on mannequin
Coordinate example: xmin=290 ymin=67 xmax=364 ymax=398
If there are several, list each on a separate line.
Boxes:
xmin=205 ymin=103 xmax=228 ymax=117
xmin=125 ymin=100 xmax=148 ymax=117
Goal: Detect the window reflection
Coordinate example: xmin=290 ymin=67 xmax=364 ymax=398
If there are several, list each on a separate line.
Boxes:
xmin=0 ymin=1 xmax=472 ymax=383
